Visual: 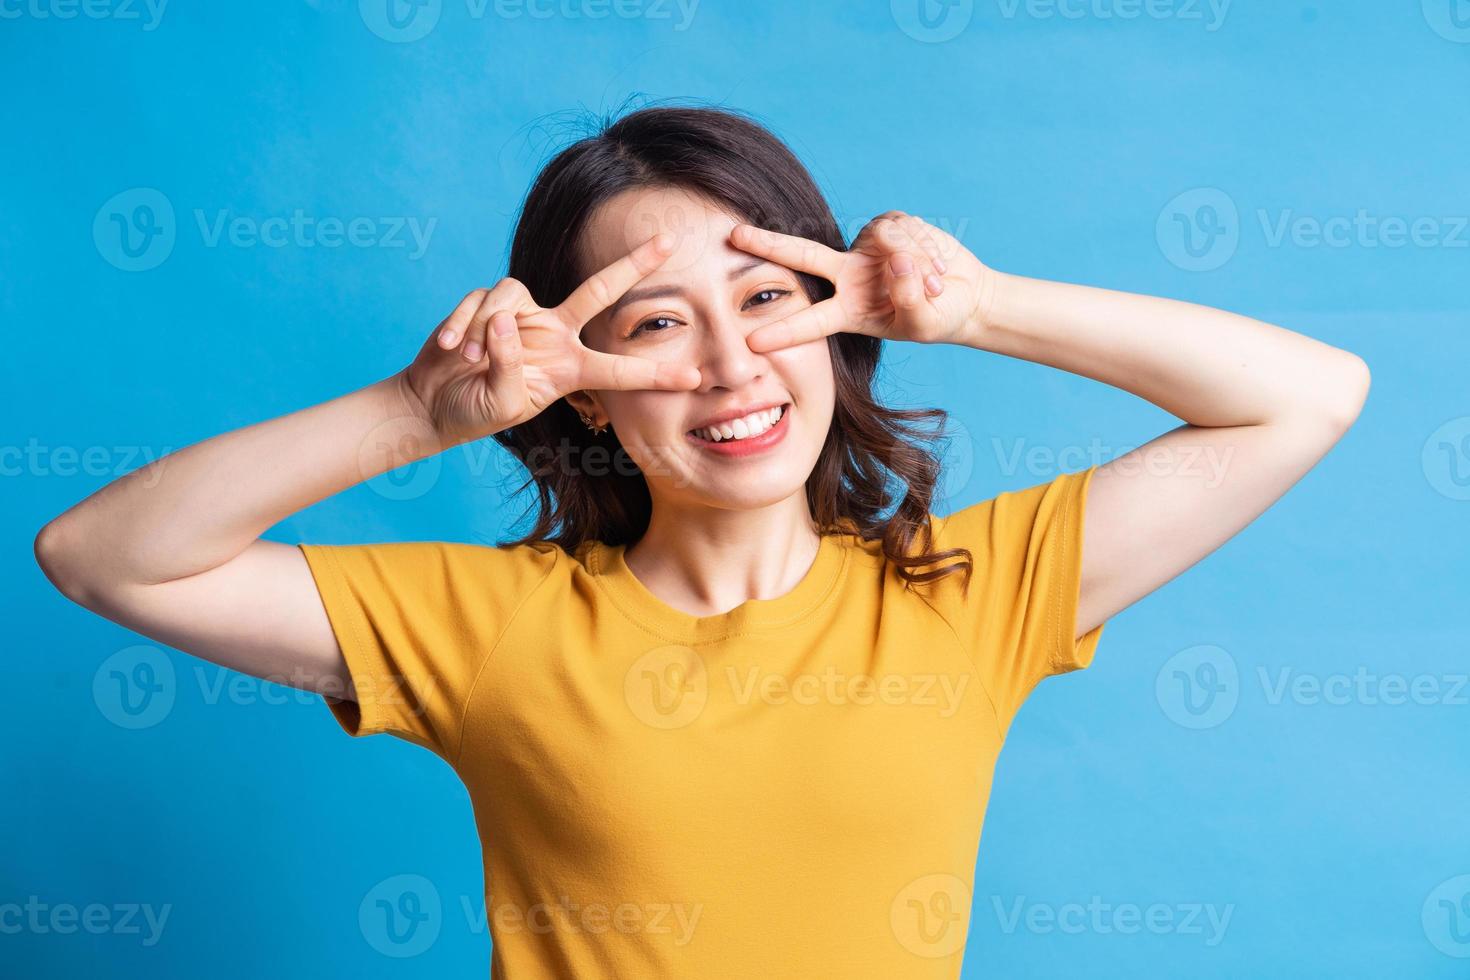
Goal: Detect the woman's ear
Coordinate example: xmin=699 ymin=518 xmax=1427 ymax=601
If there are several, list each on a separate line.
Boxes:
xmin=563 ymin=390 xmax=605 ymax=427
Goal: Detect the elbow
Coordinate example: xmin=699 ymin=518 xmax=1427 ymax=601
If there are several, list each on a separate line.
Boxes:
xmin=1332 ymin=351 xmax=1371 ymax=431
xmin=1313 ymin=350 xmax=1371 ymax=435
xmin=34 ymin=518 xmax=93 ymax=607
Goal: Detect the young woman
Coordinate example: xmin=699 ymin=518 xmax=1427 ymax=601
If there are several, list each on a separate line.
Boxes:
xmin=35 ymin=105 xmax=1369 ymax=977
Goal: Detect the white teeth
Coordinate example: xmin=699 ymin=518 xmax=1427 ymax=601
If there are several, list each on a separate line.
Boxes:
xmin=693 ymin=405 xmax=785 ymax=443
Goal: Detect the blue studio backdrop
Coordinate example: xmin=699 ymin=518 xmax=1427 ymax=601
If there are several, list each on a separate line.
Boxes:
xmin=4 ymin=1 xmax=1468 ymax=976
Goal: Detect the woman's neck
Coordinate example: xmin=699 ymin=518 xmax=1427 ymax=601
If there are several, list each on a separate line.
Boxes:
xmin=624 ymin=495 xmax=823 ymax=618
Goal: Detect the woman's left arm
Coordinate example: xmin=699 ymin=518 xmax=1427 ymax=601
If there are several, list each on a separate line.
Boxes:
xmin=965 ymin=271 xmax=1370 ymax=637
xmin=729 ymin=212 xmax=1372 ymax=639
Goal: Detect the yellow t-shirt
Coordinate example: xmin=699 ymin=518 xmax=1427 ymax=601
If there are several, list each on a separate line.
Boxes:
xmin=298 ymin=464 xmax=1106 ymax=978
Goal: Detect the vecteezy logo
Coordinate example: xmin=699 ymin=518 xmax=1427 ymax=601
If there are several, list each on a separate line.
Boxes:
xmin=1422 ymin=416 xmax=1470 ymax=501
xmin=93 ymin=188 xmax=176 ymax=272
xmin=359 ymin=874 xmax=442 ymax=957
xmin=1156 ymin=188 xmax=1240 ymax=272
xmin=93 ymin=645 xmax=176 ymax=729
xmin=624 ymin=645 xmax=708 ymax=730
xmin=891 ymin=873 xmax=971 ymax=958
xmin=359 ymin=0 xmax=441 ymax=43
xmin=1423 ymin=0 xmax=1470 ymax=43
xmin=1155 ymin=644 xmax=1239 ymax=729
xmin=1423 ymin=875 xmax=1470 ymax=957
xmin=359 ymin=417 xmax=443 ymax=501
xmin=891 ymin=0 xmax=974 ymax=43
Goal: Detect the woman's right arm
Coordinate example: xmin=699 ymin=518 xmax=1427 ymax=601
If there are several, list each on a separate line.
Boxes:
xmin=33 ymin=370 xmax=441 ymax=701
xmin=32 ymin=232 xmax=697 ymax=701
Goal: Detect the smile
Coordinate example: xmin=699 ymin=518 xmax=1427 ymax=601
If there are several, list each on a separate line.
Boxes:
xmin=686 ymin=403 xmax=792 ymax=457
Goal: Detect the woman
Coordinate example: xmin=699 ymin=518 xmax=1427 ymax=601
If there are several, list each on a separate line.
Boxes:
xmin=34 ymin=105 xmax=1369 ymax=977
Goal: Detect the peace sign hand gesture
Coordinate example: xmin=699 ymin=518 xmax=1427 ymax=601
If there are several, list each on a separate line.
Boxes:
xmin=729 ymin=210 xmax=997 ymax=353
xmin=400 ymin=233 xmax=701 ymax=447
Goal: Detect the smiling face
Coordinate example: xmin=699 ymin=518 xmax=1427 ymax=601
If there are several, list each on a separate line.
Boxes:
xmin=566 ymin=185 xmax=836 ymax=513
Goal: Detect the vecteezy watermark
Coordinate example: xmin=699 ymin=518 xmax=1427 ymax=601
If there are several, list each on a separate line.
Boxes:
xmin=357 ymin=0 xmax=699 ymax=43
xmin=93 ymin=188 xmax=437 ymax=271
xmin=0 ymin=439 xmax=172 ymax=482
xmin=1424 ymin=875 xmax=1470 ymax=958
xmin=1258 ymin=667 xmax=1470 ymax=708
xmin=0 ymin=897 xmax=172 ymax=946
xmin=624 ymin=647 xmax=973 ymax=730
xmin=992 ymin=0 xmax=1230 ymax=30
xmin=0 ymin=0 xmax=167 ymax=30
xmin=1156 ymin=644 xmax=1239 ymax=729
xmin=991 ymin=436 xmax=1235 ymax=487
xmin=891 ymin=873 xmax=971 ymax=958
xmin=890 ymin=0 xmax=974 ymax=43
xmin=1422 ymin=0 xmax=1470 ymax=43
xmin=357 ymin=874 xmax=702 ymax=956
xmin=360 ymin=875 xmax=442 ymax=958
xmin=93 ymin=645 xmax=177 ymax=730
xmin=1156 ymin=188 xmax=1240 ymax=273
xmin=91 ymin=644 xmax=435 ymax=729
xmin=1156 ymin=644 xmax=1470 ymax=730
xmin=357 ymin=416 xmax=703 ymax=504
xmin=891 ymin=0 xmax=1229 ymax=43
xmin=469 ymin=895 xmax=703 ymax=945
xmin=989 ymin=895 xmax=1234 ymax=946
xmin=1157 ymin=187 xmax=1470 ymax=272
xmin=624 ymin=646 xmax=709 ymax=730
xmin=1422 ymin=416 xmax=1470 ymax=501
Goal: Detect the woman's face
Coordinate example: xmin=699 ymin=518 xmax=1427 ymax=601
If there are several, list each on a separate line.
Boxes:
xmin=570 ymin=186 xmax=836 ymax=512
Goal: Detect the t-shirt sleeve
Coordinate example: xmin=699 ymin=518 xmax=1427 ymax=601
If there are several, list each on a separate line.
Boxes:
xmin=295 ymin=539 xmax=560 ymax=760
xmin=926 ymin=464 xmax=1106 ymax=736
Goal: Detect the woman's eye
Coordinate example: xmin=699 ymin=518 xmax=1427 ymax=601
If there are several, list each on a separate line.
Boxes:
xmin=746 ymin=288 xmax=792 ymax=309
xmin=629 ymin=315 xmax=681 ymax=339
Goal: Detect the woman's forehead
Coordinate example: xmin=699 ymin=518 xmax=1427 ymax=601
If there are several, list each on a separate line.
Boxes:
xmin=582 ymin=186 xmax=743 ymax=273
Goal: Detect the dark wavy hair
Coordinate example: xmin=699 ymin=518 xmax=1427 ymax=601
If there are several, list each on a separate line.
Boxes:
xmin=493 ymin=100 xmax=972 ymax=591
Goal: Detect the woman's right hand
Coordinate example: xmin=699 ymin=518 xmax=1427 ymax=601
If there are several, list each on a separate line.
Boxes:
xmin=398 ymin=232 xmax=701 ymax=447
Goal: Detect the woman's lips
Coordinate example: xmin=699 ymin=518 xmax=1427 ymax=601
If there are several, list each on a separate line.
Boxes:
xmin=685 ymin=403 xmax=792 ymax=457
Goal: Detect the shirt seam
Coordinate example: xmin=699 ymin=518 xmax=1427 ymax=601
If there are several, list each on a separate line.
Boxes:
xmin=449 ymin=544 xmax=564 ymax=767
xmin=1047 ymin=467 xmax=1085 ymax=674
xmin=911 ymin=582 xmax=1008 ymax=744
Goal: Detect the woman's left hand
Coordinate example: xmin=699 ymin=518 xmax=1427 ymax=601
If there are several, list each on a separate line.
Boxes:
xmin=729 ymin=210 xmax=996 ymax=352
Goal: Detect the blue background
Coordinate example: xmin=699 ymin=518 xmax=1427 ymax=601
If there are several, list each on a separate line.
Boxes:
xmin=4 ymin=0 xmax=1468 ymax=976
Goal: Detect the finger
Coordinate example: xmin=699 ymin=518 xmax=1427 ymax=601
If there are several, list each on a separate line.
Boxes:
xmin=462 ymin=279 xmax=537 ymax=362
xmin=728 ymin=224 xmax=845 ymax=281
xmin=557 ymin=232 xmax=676 ymax=329
xmin=884 ymin=251 xmax=941 ymax=335
xmin=888 ymin=221 xmax=946 ymax=297
xmin=898 ymin=215 xmax=949 ymax=275
xmin=745 ymin=299 xmax=851 ymax=353
xmin=484 ymin=310 xmax=525 ymax=404
xmin=439 ymin=279 xmax=534 ymax=351
xmin=576 ymin=350 xmax=701 ymax=393
xmin=436 ymin=289 xmax=486 ymax=350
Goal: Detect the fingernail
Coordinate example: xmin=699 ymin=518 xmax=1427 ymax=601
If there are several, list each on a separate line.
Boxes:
xmin=440 ymin=329 xmax=458 ymax=346
xmin=891 ymin=253 xmax=914 ymax=276
xmin=492 ymin=313 xmax=514 ymax=337
xmin=933 ymin=256 xmax=947 ymax=274
xmin=463 ymin=341 xmax=483 ymax=361
xmin=925 ymin=273 xmax=944 ymax=294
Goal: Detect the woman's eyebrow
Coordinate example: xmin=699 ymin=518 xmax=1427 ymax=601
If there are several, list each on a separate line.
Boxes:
xmin=604 ymin=257 xmax=777 ymax=319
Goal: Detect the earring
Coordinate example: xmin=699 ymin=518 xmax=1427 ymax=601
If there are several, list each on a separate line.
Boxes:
xmin=578 ymin=411 xmax=608 ymax=435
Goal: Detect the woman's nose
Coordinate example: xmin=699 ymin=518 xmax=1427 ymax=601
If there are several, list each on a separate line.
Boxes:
xmin=691 ymin=312 xmax=763 ymax=389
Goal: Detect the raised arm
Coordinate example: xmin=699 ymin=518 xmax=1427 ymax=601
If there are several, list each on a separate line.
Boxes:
xmin=33 ymin=233 xmax=699 ymax=699
xmin=969 ymin=272 xmax=1370 ymax=638
xmin=728 ymin=210 xmax=1371 ymax=643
